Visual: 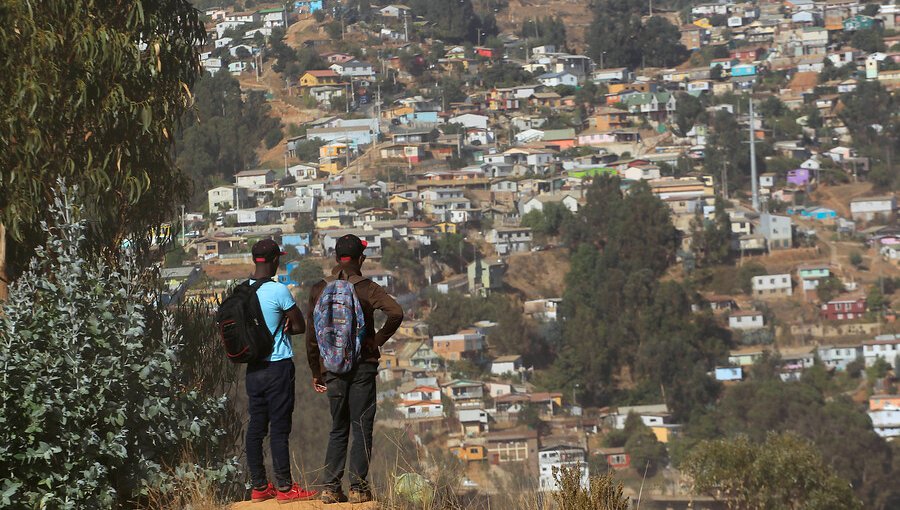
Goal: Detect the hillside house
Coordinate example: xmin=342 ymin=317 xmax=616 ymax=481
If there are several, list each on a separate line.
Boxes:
xmin=729 ymin=310 xmax=765 ymax=330
xmin=208 ymin=185 xmax=249 ymax=212
xmin=299 ymin=70 xmax=341 ymax=88
xmin=432 ymin=330 xmax=486 ymax=362
xmin=524 ymin=298 xmax=562 ymax=322
xmin=850 ymin=196 xmax=896 ymax=222
xmin=797 ymin=265 xmax=831 ymax=292
xmin=816 ymin=344 xmax=862 ymax=371
xmin=863 ymin=334 xmax=900 ymax=367
xmin=487 ymin=227 xmax=533 ymax=255
xmin=752 ymin=274 xmax=793 ymax=297
xmin=485 ymin=429 xmax=539 ymax=467
xmin=458 ymin=408 xmax=490 ymax=436
xmin=234 ymin=169 xmax=275 ymax=189
xmin=491 ymin=355 xmax=523 ymax=375
xmin=442 ymin=380 xmax=485 ymax=407
xmin=759 ymin=213 xmax=793 ymax=250
xmin=468 ymin=259 xmax=506 ymax=296
xmin=820 ymin=295 xmax=867 ymax=321
xmin=521 ymin=193 xmax=580 ymax=215
xmin=539 ymin=446 xmax=589 ymax=492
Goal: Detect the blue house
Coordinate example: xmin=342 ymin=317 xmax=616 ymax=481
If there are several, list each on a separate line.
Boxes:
xmin=295 ymin=0 xmax=323 ymax=13
xmin=715 ymin=367 xmax=743 ymax=382
xmin=731 ymin=64 xmax=757 ymax=77
xmin=282 ymin=232 xmax=311 ymax=255
xmin=801 ymin=206 xmax=837 ymax=221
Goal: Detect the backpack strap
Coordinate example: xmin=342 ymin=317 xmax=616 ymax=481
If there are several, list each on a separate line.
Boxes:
xmin=248 ymin=278 xmax=272 ymax=292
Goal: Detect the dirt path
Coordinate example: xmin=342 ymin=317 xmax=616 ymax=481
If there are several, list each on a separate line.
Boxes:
xmin=811 ymin=182 xmax=873 ymax=218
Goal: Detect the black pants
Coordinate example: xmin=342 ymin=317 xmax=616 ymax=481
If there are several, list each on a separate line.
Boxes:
xmin=246 ymin=359 xmax=295 ymax=489
xmin=323 ymin=362 xmax=378 ymax=492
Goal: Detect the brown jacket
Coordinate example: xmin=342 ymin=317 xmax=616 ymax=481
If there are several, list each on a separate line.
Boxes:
xmin=306 ymin=262 xmax=404 ymax=378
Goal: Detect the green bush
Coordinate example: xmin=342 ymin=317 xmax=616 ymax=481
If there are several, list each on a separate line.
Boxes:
xmin=0 ymin=191 xmax=236 ymax=508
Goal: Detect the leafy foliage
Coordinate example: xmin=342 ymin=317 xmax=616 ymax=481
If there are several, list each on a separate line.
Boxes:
xmin=518 ymin=17 xmax=568 ymax=50
xmin=548 ymin=178 xmax=728 ymax=417
xmin=520 ymin=202 xmax=574 ymax=238
xmin=174 ymin=72 xmax=282 ymax=207
xmin=0 ymin=190 xmax=236 ymax=508
xmin=683 ymin=432 xmax=863 ymax=510
xmin=587 ymin=1 xmax=687 ymax=69
xmin=0 ymin=0 xmax=205 ymax=275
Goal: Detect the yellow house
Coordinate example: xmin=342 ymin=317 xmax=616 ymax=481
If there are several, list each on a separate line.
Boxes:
xmin=316 ymin=216 xmax=343 ymax=229
xmin=320 ymin=142 xmax=348 ymax=159
xmin=435 ymin=222 xmax=457 ymax=234
xmin=651 ymin=425 xmax=681 ymax=444
xmin=299 ymin=70 xmax=341 ymax=88
xmin=450 ymin=444 xmax=486 ymax=462
xmin=319 ymin=160 xmax=344 ymax=174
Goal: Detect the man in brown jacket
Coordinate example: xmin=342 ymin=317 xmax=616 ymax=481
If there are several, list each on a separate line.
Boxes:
xmin=307 ymin=234 xmax=403 ymax=504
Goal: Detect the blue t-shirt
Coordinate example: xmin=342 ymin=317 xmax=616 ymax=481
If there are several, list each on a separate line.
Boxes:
xmin=249 ymin=279 xmax=297 ymax=362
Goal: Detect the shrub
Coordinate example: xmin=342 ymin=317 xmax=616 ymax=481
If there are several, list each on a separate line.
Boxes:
xmin=0 ymin=190 xmax=237 ymax=508
xmin=552 ymin=467 xmax=630 ymax=510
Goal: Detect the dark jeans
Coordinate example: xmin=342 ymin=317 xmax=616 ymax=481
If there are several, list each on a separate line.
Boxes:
xmin=323 ymin=362 xmax=378 ymax=492
xmin=246 ymin=359 xmax=295 ymax=489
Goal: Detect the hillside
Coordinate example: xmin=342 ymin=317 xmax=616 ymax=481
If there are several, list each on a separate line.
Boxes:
xmin=492 ymin=0 xmax=593 ymax=51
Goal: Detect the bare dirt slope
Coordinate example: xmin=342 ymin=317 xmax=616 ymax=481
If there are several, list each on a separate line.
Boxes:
xmin=811 ymin=182 xmax=873 ymax=218
xmin=493 ymin=0 xmax=593 ymax=51
xmin=504 ymin=248 xmax=571 ymax=299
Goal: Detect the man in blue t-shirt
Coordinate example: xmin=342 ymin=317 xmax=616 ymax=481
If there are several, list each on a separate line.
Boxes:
xmin=245 ymin=239 xmax=317 ymax=504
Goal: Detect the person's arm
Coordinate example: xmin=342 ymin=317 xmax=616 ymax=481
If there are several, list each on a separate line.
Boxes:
xmin=277 ymin=285 xmax=305 ymax=335
xmin=368 ymin=284 xmax=404 ymax=347
xmin=284 ymin=306 xmax=305 ymax=335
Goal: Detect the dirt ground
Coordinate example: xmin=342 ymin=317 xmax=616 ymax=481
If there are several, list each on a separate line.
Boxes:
xmin=811 ymin=182 xmax=874 ymax=218
xmin=494 ymin=0 xmax=593 ymax=51
xmin=504 ymin=248 xmax=571 ymax=299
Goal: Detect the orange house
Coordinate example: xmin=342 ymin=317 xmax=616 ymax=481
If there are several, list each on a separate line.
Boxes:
xmin=870 ymin=395 xmax=900 ymax=411
xmin=593 ymin=106 xmax=630 ymax=132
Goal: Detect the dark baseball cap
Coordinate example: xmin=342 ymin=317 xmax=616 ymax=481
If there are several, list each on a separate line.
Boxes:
xmin=251 ymin=239 xmax=286 ymax=263
xmin=335 ymin=234 xmax=368 ymax=260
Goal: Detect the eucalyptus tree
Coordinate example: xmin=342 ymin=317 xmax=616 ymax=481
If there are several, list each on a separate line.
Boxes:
xmin=0 ymin=0 xmax=206 ymax=295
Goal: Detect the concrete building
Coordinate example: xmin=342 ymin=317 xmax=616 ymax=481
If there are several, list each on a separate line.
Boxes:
xmin=729 ymin=310 xmax=765 ymax=330
xmin=759 ymin=213 xmax=792 ymax=250
xmin=208 ymin=185 xmax=249 ymax=212
xmin=751 ymin=274 xmax=793 ymax=297
xmin=850 ymin=196 xmax=896 ymax=222
xmin=487 ymin=227 xmax=533 ymax=255
xmin=863 ymin=334 xmax=900 ymax=367
xmin=539 ymin=446 xmax=588 ymax=492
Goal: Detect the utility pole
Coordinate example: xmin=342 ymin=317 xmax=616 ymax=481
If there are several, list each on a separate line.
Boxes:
xmin=180 ymin=204 xmax=186 ymax=247
xmin=749 ymin=97 xmax=759 ymax=211
xmin=403 ymin=11 xmax=409 ymax=42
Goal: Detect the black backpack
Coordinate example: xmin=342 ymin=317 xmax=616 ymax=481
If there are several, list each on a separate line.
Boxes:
xmin=216 ymin=279 xmax=276 ymax=364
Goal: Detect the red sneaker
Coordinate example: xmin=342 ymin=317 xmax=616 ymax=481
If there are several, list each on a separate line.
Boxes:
xmin=251 ymin=483 xmax=276 ymax=502
xmin=277 ymin=483 xmax=318 ymax=504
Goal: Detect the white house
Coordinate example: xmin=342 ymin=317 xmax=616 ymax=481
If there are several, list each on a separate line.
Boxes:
xmin=487 ymin=227 xmax=533 ymax=255
xmin=398 ymin=399 xmax=443 ymax=420
xmin=728 ymin=310 xmax=765 ymax=330
xmin=449 ymin=113 xmax=489 ymax=130
xmin=850 ymin=196 xmax=896 ymax=222
xmin=869 ymin=406 xmax=900 ymax=439
xmin=491 ymin=355 xmax=523 ymax=375
xmin=400 ymin=385 xmax=441 ymax=403
xmin=330 ymin=60 xmax=375 ymax=78
xmin=287 ymin=163 xmax=319 ymax=180
xmin=751 ymin=274 xmax=793 ymax=297
xmin=379 ymin=4 xmax=411 ymax=18
xmin=228 ymin=61 xmax=249 ymax=75
xmin=816 ymin=344 xmax=862 ymax=371
xmin=622 ymin=165 xmax=661 ymax=181
xmin=592 ymin=67 xmax=632 ymax=83
xmin=759 ymin=172 xmax=775 ymax=188
xmin=208 ymin=185 xmax=249 ymax=212
xmin=539 ymin=446 xmax=589 ymax=492
xmin=458 ymin=408 xmax=490 ymax=436
xmin=611 ymin=404 xmax=670 ymax=429
xmin=234 ymin=169 xmax=275 ymax=188
xmin=536 ymin=71 xmax=578 ymax=88
xmin=863 ymin=334 xmax=900 ymax=367
xmin=214 ymin=37 xmax=233 ymax=49
xmin=521 ymin=193 xmax=580 ymax=215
